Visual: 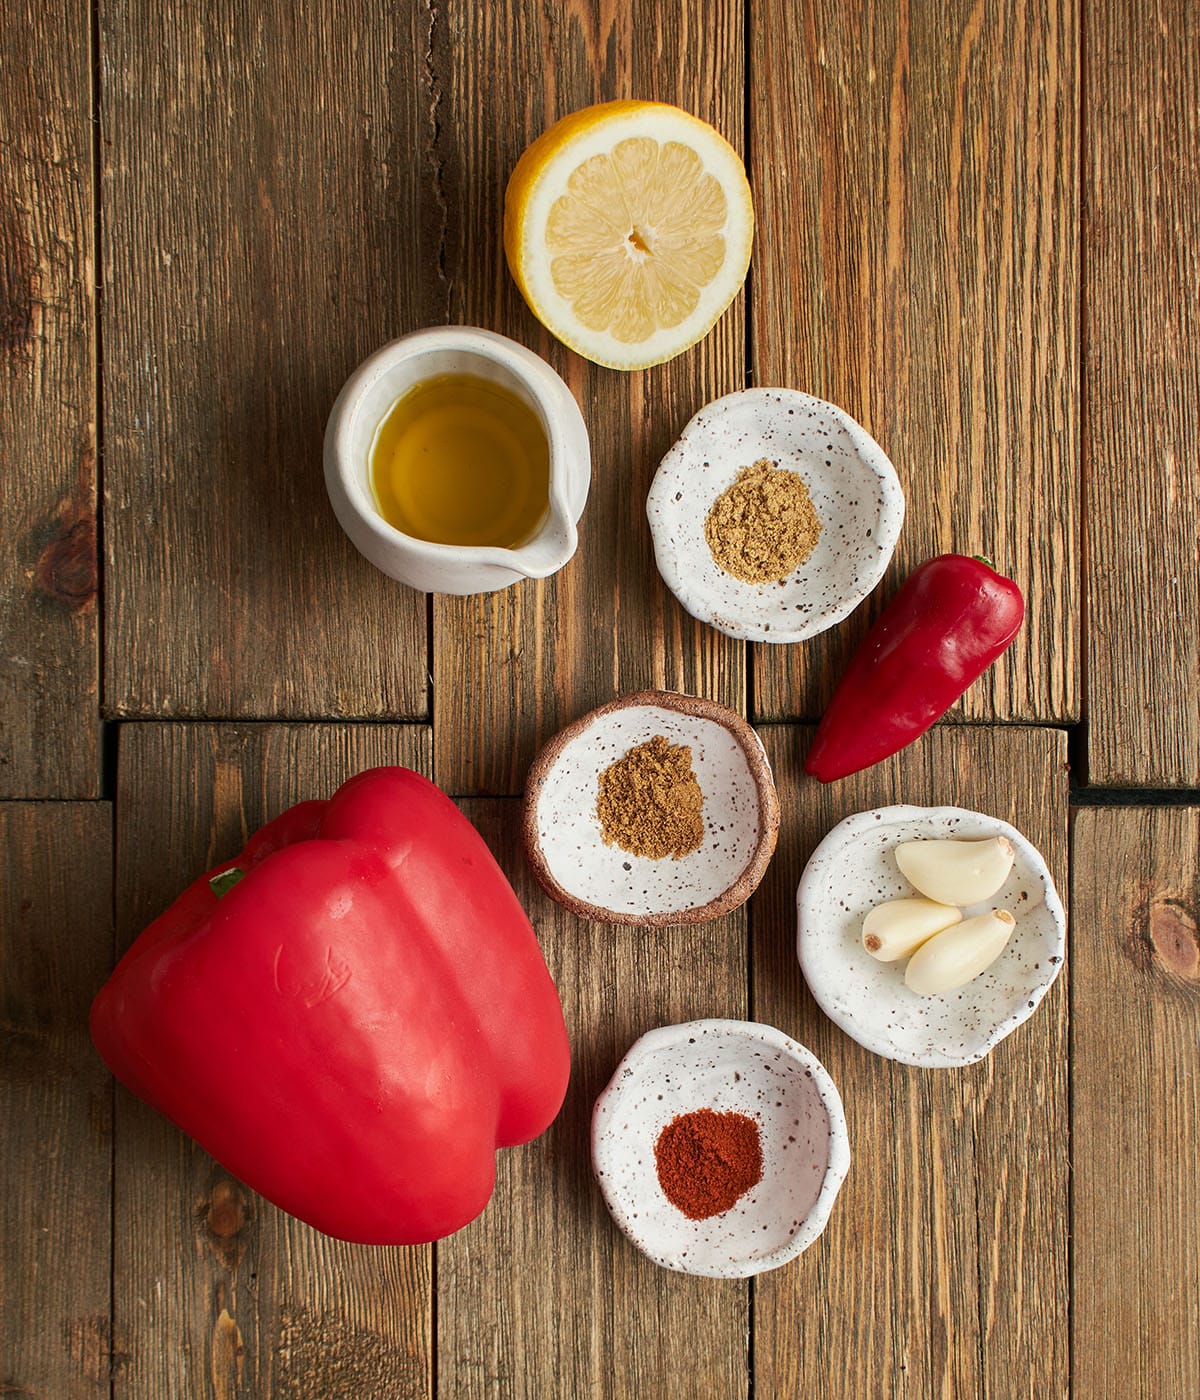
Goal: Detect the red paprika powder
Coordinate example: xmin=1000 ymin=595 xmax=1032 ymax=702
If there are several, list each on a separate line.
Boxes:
xmin=654 ymin=1108 xmax=763 ymax=1219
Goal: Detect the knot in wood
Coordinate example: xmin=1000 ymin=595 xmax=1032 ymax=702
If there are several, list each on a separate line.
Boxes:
xmin=1148 ymin=899 xmax=1199 ymax=980
xmin=35 ymin=517 xmax=97 ymax=610
xmin=202 ymin=1178 xmax=251 ymax=1270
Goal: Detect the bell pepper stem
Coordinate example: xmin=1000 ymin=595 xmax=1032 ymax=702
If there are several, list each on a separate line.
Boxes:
xmin=209 ymin=867 xmax=245 ymax=899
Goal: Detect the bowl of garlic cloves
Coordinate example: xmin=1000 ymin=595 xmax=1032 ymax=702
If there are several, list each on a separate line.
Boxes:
xmin=796 ymin=806 xmax=1067 ymax=1068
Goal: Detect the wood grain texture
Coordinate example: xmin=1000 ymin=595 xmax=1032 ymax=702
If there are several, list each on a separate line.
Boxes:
xmin=1 ymin=802 xmax=113 ymax=1396
xmin=749 ymin=0 xmax=1077 ymax=726
xmin=0 ymin=2 xmax=99 ymax=796
xmin=437 ymin=800 xmax=750 ymax=1399
xmin=112 ymin=724 xmax=433 ymax=1400
xmin=101 ymin=2 xmax=430 ymax=720
xmin=1072 ymin=807 xmax=1200 ymax=1398
xmin=431 ymin=1 xmax=746 ymax=795
xmin=751 ymin=726 xmax=1069 ymax=1399
xmin=1084 ymin=0 xmax=1200 ymax=784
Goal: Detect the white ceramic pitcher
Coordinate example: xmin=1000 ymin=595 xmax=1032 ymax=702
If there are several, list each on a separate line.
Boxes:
xmin=324 ymin=326 xmax=590 ymax=595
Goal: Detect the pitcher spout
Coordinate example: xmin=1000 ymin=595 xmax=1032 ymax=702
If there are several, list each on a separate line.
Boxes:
xmin=510 ymin=502 xmax=579 ymax=579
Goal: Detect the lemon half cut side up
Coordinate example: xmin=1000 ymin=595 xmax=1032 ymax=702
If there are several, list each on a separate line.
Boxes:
xmin=504 ymin=101 xmax=754 ymax=371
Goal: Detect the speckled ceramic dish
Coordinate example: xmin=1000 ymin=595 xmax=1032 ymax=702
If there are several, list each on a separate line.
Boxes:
xmin=591 ymin=1019 xmax=850 ymax=1277
xmin=646 ymin=389 xmax=904 ymax=642
xmin=523 ymin=691 xmax=779 ymax=925
xmin=797 ymin=806 xmax=1067 ymax=1068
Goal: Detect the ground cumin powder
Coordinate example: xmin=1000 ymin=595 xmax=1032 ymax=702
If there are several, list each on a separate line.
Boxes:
xmin=654 ymin=1109 xmax=764 ymax=1219
xmin=596 ymin=734 xmax=704 ymax=860
xmin=704 ymin=458 xmax=822 ymax=583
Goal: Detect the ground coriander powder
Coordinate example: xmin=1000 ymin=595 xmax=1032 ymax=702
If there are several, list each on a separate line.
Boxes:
xmin=596 ymin=734 xmax=705 ymax=860
xmin=704 ymin=458 xmax=822 ymax=583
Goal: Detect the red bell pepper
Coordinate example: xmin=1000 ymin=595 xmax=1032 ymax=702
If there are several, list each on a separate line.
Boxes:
xmin=90 ymin=766 xmax=570 ymax=1245
xmin=805 ymin=554 xmax=1025 ymax=782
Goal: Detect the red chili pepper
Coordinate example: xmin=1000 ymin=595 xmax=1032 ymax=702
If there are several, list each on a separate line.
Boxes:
xmin=805 ymin=554 xmax=1025 ymax=782
xmin=90 ymin=767 xmax=570 ymax=1245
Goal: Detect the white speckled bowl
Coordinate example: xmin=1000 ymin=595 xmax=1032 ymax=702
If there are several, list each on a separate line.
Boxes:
xmin=523 ymin=692 xmax=779 ymax=925
xmin=592 ymin=1019 xmax=850 ymax=1277
xmin=646 ymin=389 xmax=905 ymax=642
xmin=797 ymin=806 xmax=1067 ymax=1068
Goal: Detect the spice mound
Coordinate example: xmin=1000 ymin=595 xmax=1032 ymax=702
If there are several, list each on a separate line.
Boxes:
xmin=596 ymin=735 xmax=705 ymax=860
xmin=704 ymin=458 xmax=822 ymax=583
xmin=654 ymin=1108 xmax=763 ymax=1220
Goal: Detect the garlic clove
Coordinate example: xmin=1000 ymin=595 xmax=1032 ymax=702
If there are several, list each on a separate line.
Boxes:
xmin=903 ymin=909 xmax=1017 ymax=996
xmin=894 ymin=836 xmax=1016 ymax=906
xmin=862 ymin=898 xmax=962 ymax=962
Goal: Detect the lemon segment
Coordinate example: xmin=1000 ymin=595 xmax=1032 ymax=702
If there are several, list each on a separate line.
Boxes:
xmin=505 ymin=101 xmax=753 ymax=370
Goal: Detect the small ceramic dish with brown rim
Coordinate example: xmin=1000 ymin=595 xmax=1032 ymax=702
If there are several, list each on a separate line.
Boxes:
xmin=523 ymin=690 xmax=779 ymax=925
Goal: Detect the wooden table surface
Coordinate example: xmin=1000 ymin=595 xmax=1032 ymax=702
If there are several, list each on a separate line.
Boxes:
xmin=2 ymin=2 xmax=1197 ymax=1397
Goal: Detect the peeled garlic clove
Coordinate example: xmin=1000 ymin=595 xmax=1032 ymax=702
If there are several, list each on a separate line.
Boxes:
xmin=904 ymin=908 xmax=1016 ymax=996
xmin=894 ymin=836 xmax=1015 ymax=905
xmin=862 ymin=898 xmax=962 ymax=962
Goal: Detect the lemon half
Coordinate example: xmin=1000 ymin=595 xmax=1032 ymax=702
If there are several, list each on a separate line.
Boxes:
xmin=504 ymin=101 xmax=754 ymax=370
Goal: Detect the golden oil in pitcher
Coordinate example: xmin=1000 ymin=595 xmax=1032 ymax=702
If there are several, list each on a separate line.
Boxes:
xmin=369 ymin=373 xmax=551 ymax=549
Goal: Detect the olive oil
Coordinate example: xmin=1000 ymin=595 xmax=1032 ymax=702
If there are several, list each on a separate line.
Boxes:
xmin=369 ymin=373 xmax=550 ymax=548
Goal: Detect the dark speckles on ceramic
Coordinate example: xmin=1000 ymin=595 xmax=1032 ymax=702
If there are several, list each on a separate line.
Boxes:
xmin=796 ymin=806 xmax=1068 ymax=1069
xmin=646 ymin=388 xmax=905 ymax=643
xmin=523 ymin=692 xmax=780 ymax=925
xmin=591 ymin=1019 xmax=851 ymax=1278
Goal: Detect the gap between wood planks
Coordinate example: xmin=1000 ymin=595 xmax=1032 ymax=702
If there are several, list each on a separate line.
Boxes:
xmin=94 ymin=718 xmax=1200 ymax=808
xmin=89 ymin=0 xmax=106 ymax=733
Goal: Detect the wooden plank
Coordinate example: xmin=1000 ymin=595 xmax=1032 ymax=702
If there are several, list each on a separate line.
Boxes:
xmin=112 ymin=724 xmax=433 ymax=1400
xmin=101 ymin=3 xmax=429 ymax=720
xmin=437 ymin=800 xmax=750 ymax=1398
xmin=431 ymin=1 xmax=746 ymax=795
xmin=1 ymin=802 xmax=113 ymax=1395
xmin=1084 ymin=0 xmax=1200 ymax=784
xmin=748 ymin=0 xmax=1077 ymax=726
xmin=1072 ymin=807 xmax=1200 ymax=1396
xmin=751 ymin=726 xmax=1069 ymax=1399
xmin=0 ymin=2 xmax=98 ymax=796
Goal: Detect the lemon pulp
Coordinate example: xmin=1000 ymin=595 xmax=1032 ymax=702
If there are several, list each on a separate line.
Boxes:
xmin=546 ymin=137 xmax=728 ymax=344
xmin=369 ymin=374 xmax=550 ymax=549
